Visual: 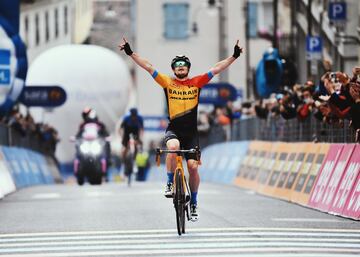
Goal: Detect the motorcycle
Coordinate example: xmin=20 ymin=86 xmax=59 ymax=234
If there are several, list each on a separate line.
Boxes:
xmin=71 ymin=123 xmax=109 ymax=185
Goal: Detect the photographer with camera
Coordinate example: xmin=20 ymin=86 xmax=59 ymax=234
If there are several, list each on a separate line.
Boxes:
xmin=323 ymin=71 xmax=353 ymax=121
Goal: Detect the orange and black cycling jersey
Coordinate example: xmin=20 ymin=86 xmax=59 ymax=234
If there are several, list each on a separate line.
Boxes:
xmin=152 ymin=70 xmax=213 ymax=131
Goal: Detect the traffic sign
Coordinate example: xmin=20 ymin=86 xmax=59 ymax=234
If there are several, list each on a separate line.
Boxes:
xmin=19 ymin=86 xmax=67 ymax=107
xmin=328 ymin=2 xmax=347 ymax=21
xmin=306 ymin=36 xmax=322 ymax=60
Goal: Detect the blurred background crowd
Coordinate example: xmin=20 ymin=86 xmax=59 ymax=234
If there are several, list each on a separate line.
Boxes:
xmin=197 ymin=65 xmax=360 ymax=146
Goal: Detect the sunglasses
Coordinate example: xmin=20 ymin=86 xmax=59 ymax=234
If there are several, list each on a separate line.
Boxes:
xmin=174 ymin=61 xmax=187 ymax=67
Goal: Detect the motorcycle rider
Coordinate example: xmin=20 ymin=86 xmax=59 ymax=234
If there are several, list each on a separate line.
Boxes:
xmin=77 ymin=107 xmax=109 ymax=138
xmin=77 ymin=107 xmax=111 ymax=166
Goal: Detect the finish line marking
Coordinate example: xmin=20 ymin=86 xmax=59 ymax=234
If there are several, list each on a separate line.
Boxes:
xmin=0 ymin=227 xmax=359 ymax=238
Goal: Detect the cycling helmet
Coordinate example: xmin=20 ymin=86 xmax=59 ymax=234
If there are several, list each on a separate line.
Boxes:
xmin=171 ymin=55 xmax=191 ymax=69
xmin=130 ymin=107 xmax=138 ymax=116
xmin=88 ymin=109 xmax=97 ymax=120
xmin=82 ymin=107 xmax=92 ymax=120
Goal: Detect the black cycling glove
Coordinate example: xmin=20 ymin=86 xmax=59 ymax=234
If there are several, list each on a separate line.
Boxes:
xmin=232 ymin=44 xmax=241 ymax=59
xmin=123 ymin=42 xmax=133 ymax=56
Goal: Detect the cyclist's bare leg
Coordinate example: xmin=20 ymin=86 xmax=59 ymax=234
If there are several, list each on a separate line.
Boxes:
xmin=121 ymin=146 xmax=129 ymax=162
xmin=165 ymin=139 xmax=180 ymax=173
xmin=187 ymin=159 xmax=200 ymax=193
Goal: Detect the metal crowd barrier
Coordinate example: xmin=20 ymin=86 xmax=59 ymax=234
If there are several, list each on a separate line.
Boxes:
xmin=204 ymin=116 xmax=355 ymax=146
xmin=0 ymin=124 xmax=55 ymax=155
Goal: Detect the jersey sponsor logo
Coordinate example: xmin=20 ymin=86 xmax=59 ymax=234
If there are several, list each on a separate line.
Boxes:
xmin=168 ymin=87 xmax=198 ymax=101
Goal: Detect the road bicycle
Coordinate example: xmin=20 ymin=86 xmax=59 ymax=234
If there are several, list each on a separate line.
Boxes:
xmin=156 ymin=147 xmax=200 ymax=235
xmin=123 ymin=137 xmax=140 ymax=187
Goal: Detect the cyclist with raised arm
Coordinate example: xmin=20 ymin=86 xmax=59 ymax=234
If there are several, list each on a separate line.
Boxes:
xmin=118 ymin=38 xmax=243 ymax=221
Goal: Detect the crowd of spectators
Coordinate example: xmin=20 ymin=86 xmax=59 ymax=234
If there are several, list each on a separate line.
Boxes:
xmin=196 ymin=66 xmax=360 ymax=144
xmin=253 ymin=66 xmax=360 ymax=142
xmin=0 ymin=106 xmax=60 ymax=164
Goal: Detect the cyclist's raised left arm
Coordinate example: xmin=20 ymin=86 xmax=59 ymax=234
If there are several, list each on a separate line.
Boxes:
xmin=209 ymin=40 xmax=243 ymax=76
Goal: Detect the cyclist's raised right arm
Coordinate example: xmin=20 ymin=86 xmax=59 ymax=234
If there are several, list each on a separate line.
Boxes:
xmin=131 ymin=53 xmax=155 ymax=75
xmin=118 ymin=38 xmax=155 ymax=75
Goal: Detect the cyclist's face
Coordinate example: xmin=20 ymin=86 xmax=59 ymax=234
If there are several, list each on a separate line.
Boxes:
xmin=173 ymin=66 xmax=189 ymax=79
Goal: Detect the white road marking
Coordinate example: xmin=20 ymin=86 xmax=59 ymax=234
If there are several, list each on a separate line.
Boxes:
xmin=0 ymin=247 xmax=359 ymax=257
xmin=0 ymin=242 xmax=360 ymax=254
xmin=31 ymin=193 xmax=60 ymax=199
xmin=0 ymin=227 xmax=358 ymax=257
xmin=272 ymin=218 xmax=345 ymax=223
xmin=1 ymin=227 xmax=359 ymax=238
xmin=1 ymin=237 xmax=359 ymax=248
xmin=86 ymin=191 xmax=113 ymax=197
xmin=1 ymin=231 xmax=359 ymax=243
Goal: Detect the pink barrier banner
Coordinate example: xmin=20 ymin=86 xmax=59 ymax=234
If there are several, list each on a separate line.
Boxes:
xmin=308 ymin=144 xmax=343 ymax=209
xmin=341 ymin=167 xmax=360 ymax=220
xmin=330 ymin=145 xmax=360 ymax=216
xmin=317 ymin=144 xmax=355 ymax=212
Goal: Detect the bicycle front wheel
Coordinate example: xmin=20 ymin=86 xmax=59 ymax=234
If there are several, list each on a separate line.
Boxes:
xmin=174 ymin=169 xmax=185 ymax=235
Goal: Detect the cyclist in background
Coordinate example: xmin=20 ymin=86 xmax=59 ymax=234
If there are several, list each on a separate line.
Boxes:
xmin=119 ymin=108 xmax=144 ymax=162
xmin=118 ymin=37 xmax=243 ymax=221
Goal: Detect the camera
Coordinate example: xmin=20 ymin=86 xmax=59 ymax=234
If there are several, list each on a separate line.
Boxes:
xmin=330 ymin=72 xmax=338 ymax=83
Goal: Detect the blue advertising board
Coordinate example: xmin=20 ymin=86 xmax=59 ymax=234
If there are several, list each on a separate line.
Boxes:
xmin=143 ymin=116 xmax=168 ymax=131
xmin=200 ymin=83 xmax=237 ymax=106
xmin=19 ymin=85 xmax=67 ymax=107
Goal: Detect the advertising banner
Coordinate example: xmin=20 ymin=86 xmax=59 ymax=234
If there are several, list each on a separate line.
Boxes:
xmin=330 ymin=145 xmax=360 ymax=217
xmin=256 ymin=143 xmax=281 ymax=192
xmin=290 ymin=143 xmax=326 ymax=205
xmin=0 ymin=147 xmax=16 ymax=195
xmin=275 ymin=144 xmax=307 ymax=200
xmin=318 ymin=144 xmax=355 ymax=212
xmin=340 ymin=145 xmax=360 ymax=220
xmin=341 ymin=173 xmax=360 ymax=220
xmin=308 ymin=144 xmax=343 ymax=209
xmin=261 ymin=143 xmax=294 ymax=196
xmin=234 ymin=141 xmax=259 ymax=188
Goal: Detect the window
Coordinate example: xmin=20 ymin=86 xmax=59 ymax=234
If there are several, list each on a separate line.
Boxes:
xmin=24 ymin=16 xmax=29 ymax=46
xmin=55 ymin=8 xmax=59 ymax=38
xmin=45 ymin=11 xmax=49 ymax=42
xmin=64 ymin=6 xmax=68 ymax=34
xmin=246 ymin=1 xmax=274 ymax=38
xmin=248 ymin=2 xmax=257 ymax=38
xmin=163 ymin=3 xmax=189 ymax=39
xmin=35 ymin=14 xmax=40 ymax=45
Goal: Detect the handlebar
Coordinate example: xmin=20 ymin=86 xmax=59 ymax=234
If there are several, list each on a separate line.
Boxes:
xmin=155 ymin=147 xmax=201 ymax=166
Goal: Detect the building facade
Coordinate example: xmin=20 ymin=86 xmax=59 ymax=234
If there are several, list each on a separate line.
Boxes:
xmin=295 ymin=0 xmax=360 ymax=82
xmin=133 ymin=0 xmax=290 ymax=116
xmin=19 ymin=0 xmax=93 ymax=64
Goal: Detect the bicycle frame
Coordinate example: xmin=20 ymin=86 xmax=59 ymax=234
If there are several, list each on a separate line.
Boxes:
xmin=156 ymin=147 xmax=200 ymax=235
xmin=174 ymin=155 xmax=189 ymax=201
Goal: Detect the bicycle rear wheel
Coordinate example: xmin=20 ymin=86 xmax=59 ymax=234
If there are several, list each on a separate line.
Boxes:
xmin=174 ymin=169 xmax=185 ymax=235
